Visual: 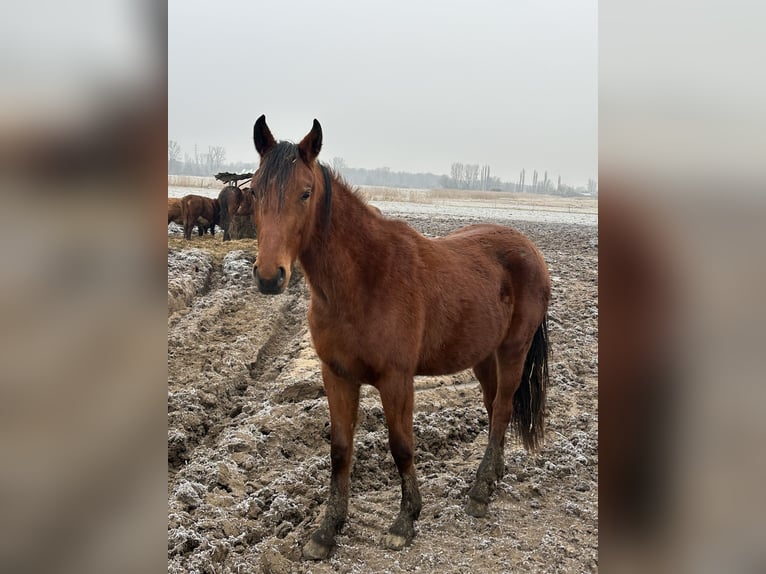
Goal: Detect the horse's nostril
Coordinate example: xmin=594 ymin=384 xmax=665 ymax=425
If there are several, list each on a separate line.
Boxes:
xmin=278 ymin=266 xmax=286 ymax=285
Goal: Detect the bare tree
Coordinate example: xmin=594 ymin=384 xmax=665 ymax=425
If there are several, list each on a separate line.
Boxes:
xmin=450 ymin=162 xmax=464 ymax=188
xmin=168 ymin=140 xmax=181 ymax=162
xmin=332 ymin=157 xmax=347 ymax=173
xmin=462 ymin=164 xmax=479 ymax=189
xmin=480 ymin=165 xmax=491 ymax=191
xmin=208 ymin=146 xmax=226 ymax=172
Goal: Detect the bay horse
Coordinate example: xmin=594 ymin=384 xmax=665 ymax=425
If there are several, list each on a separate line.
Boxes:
xmin=249 ymin=116 xmax=551 ymax=560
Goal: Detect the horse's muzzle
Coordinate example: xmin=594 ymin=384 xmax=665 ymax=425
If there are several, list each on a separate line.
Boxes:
xmin=254 ymin=265 xmax=287 ymax=294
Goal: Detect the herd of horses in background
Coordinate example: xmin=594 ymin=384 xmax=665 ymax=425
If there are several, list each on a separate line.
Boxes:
xmin=168 ymin=175 xmax=257 ymax=241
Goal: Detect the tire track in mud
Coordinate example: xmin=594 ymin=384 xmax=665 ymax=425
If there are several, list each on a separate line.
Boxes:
xmin=168 ymin=244 xmax=310 ymax=474
xmin=168 ymin=220 xmax=598 ymax=574
xmin=245 ymin=278 xmax=309 ymax=387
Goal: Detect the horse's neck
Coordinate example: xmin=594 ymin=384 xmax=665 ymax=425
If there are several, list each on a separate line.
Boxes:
xmin=298 ymin=180 xmax=380 ymax=304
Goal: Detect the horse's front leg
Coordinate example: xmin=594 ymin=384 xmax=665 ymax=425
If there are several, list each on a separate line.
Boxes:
xmin=378 ymin=374 xmax=422 ymax=550
xmin=303 ymin=365 xmax=360 ymax=560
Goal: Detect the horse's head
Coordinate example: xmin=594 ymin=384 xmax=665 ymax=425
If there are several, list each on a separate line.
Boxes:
xmin=250 ymin=115 xmax=323 ymax=295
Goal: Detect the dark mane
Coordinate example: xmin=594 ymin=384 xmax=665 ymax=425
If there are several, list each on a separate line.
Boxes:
xmin=252 ymin=141 xmax=300 ymax=208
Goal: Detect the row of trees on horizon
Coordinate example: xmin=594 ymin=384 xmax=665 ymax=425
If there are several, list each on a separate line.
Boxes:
xmin=169 ymin=140 xmax=597 ymax=197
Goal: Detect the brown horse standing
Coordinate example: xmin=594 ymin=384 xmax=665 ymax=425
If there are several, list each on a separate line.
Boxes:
xmin=249 ymin=116 xmax=551 ymax=560
xmin=180 ymin=194 xmax=220 ymax=240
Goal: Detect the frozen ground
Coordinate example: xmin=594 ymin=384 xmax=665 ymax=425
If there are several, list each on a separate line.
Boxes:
xmin=168 ymin=202 xmax=598 ymax=573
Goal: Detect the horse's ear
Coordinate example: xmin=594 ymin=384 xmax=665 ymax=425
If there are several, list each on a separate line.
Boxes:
xmin=253 ymin=115 xmax=276 ymax=157
xmin=298 ymin=119 xmax=322 ymax=164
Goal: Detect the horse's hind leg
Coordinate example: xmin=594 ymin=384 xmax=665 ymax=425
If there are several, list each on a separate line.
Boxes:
xmin=378 ymin=374 xmax=422 ymax=550
xmin=303 ymin=366 xmax=360 ymax=560
xmin=473 ymin=353 xmax=499 ymax=435
xmin=466 ymin=340 xmax=529 ymax=518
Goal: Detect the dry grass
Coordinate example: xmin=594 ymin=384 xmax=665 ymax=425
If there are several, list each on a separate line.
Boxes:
xmin=359 ymin=186 xmax=598 ymax=214
xmin=168 ymin=235 xmax=257 ymax=266
xmin=167 ymin=175 xmax=220 ymax=188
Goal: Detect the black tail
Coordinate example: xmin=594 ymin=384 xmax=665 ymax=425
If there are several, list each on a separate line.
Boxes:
xmin=512 ymin=317 xmax=550 ymax=452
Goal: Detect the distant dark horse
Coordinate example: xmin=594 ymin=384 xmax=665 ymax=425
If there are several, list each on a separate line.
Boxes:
xmin=218 ymin=185 xmax=242 ymax=241
xmin=249 ymin=116 xmax=551 ymax=560
xmin=218 ymin=185 xmax=257 ymax=241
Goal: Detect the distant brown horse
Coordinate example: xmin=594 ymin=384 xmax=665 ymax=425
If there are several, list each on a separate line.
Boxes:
xmin=180 ymin=194 xmax=220 ymax=240
xmin=217 ymin=185 xmax=257 ymax=241
xmin=217 ymin=185 xmax=242 ymax=241
xmin=168 ymin=197 xmax=183 ymax=226
xmin=249 ymin=116 xmax=551 ymax=560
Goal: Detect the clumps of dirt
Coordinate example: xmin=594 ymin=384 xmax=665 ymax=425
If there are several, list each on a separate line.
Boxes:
xmin=414 ymin=406 xmax=488 ymax=458
xmin=221 ymin=250 xmax=256 ymax=287
xmin=167 ymin=248 xmax=213 ymax=316
xmin=167 ymin=215 xmax=598 ymax=573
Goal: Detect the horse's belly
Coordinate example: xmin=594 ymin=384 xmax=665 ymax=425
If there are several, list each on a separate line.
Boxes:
xmin=416 ymin=356 xmax=475 ymax=377
xmin=415 ymin=312 xmax=509 ymax=376
xmin=415 ymin=338 xmax=500 ymax=376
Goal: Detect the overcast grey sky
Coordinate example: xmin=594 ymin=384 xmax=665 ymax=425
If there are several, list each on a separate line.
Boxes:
xmin=169 ymin=0 xmax=596 ymax=186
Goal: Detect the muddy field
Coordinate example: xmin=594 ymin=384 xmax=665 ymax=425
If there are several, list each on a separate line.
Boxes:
xmin=167 ymin=206 xmax=598 ymax=573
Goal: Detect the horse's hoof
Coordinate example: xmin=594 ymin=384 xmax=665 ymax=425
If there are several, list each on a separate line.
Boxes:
xmin=382 ymin=532 xmax=409 ymax=551
xmin=302 ymin=539 xmax=332 ymax=560
xmin=465 ymin=497 xmax=488 ymax=518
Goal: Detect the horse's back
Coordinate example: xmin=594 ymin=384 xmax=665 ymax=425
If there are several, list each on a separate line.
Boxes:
xmin=218 ymin=186 xmax=242 ymax=212
xmin=437 ymin=224 xmax=549 ymax=291
xmin=439 ymin=223 xmax=536 ymax=252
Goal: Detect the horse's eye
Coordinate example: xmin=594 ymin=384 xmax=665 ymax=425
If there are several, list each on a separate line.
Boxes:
xmin=301 ymin=190 xmax=312 ymax=201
